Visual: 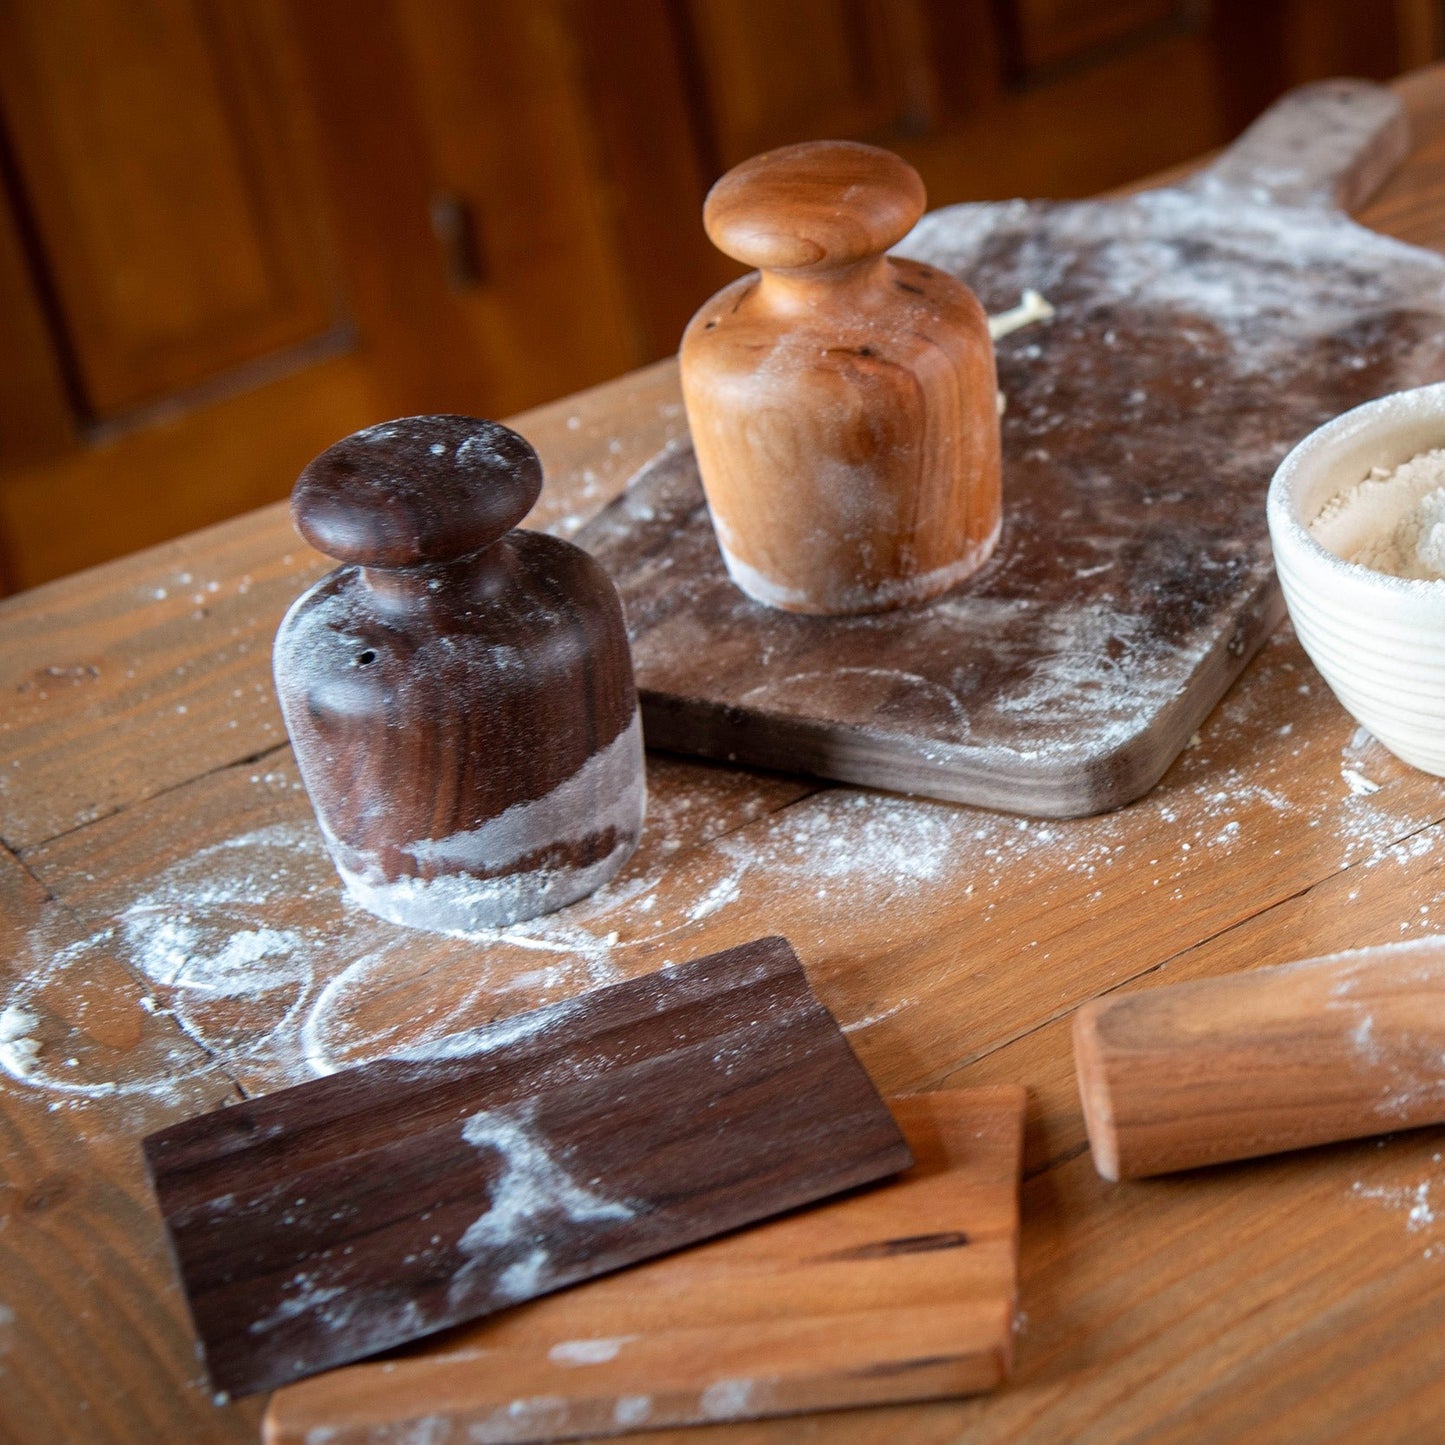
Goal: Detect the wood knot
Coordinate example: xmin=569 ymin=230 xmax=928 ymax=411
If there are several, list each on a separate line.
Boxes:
xmin=21 ymin=1172 xmax=75 ymax=1215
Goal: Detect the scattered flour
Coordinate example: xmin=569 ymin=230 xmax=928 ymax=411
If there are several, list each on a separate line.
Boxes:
xmin=0 ymin=1004 xmax=42 ymax=1078
xmin=331 ymin=714 xmax=646 ymax=935
xmin=450 ymin=1100 xmax=633 ymax=1308
xmin=548 ymin=1336 xmax=631 ymax=1366
xmin=1341 ymin=767 xmax=1381 ymax=797
xmin=699 ymin=1378 xmax=758 ymax=1420
xmin=987 ymin=288 xmax=1055 ymax=341
xmin=0 ymin=1036 xmax=42 ymax=1079
xmin=613 ymin=1396 xmax=652 ymax=1427
xmin=248 ymin=1272 xmax=347 ymax=1337
xmin=478 ymin=1397 xmax=569 ymax=1435
xmin=0 ymin=786 xmax=756 ymax=1100
xmin=1351 ymin=1179 xmax=1438 ymax=1232
xmin=1310 ymin=448 xmax=1445 ymax=580
xmin=0 ymin=1004 xmax=39 ymax=1042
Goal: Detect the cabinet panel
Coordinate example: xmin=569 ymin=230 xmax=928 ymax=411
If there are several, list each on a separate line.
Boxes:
xmin=0 ymin=0 xmax=340 ymax=419
xmin=389 ymin=0 xmax=645 ymax=417
xmin=0 ymin=164 xmax=73 ymax=473
xmin=681 ymin=0 xmax=924 ymax=168
xmin=0 ymin=0 xmax=1437 ymax=595
xmin=1009 ymin=0 xmax=1190 ymax=72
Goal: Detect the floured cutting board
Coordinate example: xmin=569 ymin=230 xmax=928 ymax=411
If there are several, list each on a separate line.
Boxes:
xmin=578 ymin=80 xmax=1445 ymax=816
xmin=142 ymin=936 xmax=911 ymax=1399
xmin=263 ymin=1087 xmax=1025 ymax=1445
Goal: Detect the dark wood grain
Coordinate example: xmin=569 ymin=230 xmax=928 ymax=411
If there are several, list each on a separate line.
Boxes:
xmin=0 ymin=357 xmax=687 ymax=857
xmin=262 ymin=1087 xmax=1024 ymax=1444
xmin=290 ymin=415 xmax=542 ymax=568
xmin=581 ymin=79 xmax=1444 ymax=816
xmin=681 ymin=140 xmax=1001 ymax=615
xmin=273 ymin=416 xmax=644 ymax=932
xmin=141 ymin=936 xmax=912 ymax=1400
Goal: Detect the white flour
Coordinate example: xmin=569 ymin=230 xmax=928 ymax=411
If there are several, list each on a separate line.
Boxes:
xmin=330 ymin=713 xmax=646 ymax=935
xmin=548 ymin=1337 xmax=631 ymax=1365
xmin=1353 ymin=1179 xmax=1436 ymax=1228
xmin=451 ymin=1100 xmax=633 ymax=1307
xmin=0 ymin=1004 xmax=41 ymax=1076
xmin=1310 ymin=448 xmax=1445 ymax=580
xmin=0 ymin=768 xmax=762 ymax=1104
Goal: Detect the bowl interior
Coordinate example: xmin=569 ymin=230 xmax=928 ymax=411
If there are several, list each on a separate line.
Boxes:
xmin=1275 ymin=382 xmax=1445 ymax=542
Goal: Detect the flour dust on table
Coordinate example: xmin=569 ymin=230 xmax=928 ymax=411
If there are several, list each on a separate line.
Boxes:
xmin=0 ymin=756 xmax=763 ymax=1101
xmin=1348 ymin=1138 xmax=1445 ymax=1263
xmin=3 ymin=618 xmax=1442 ymax=1113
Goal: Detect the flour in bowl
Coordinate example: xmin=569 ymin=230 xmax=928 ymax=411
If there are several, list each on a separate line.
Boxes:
xmin=1310 ymin=447 xmax=1445 ymax=580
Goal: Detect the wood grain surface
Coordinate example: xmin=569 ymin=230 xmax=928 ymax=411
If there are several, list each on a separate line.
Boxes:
xmin=143 ymin=936 xmax=909 ymax=1398
xmin=1074 ymin=936 xmax=1445 ymax=1180
xmin=582 ymin=79 xmax=1443 ymax=817
xmin=4 ymin=65 xmax=1445 ymax=1445
xmin=262 ymin=1086 xmax=1024 ymax=1444
xmin=681 ymin=141 xmax=1001 ymax=615
xmin=274 ymin=416 xmax=644 ymax=931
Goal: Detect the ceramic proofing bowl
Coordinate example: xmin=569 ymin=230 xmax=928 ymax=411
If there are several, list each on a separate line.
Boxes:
xmin=1267 ymin=382 xmax=1445 ymax=777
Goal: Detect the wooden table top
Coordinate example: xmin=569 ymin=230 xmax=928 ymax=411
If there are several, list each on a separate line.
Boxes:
xmin=4 ymin=67 xmax=1445 ymax=1445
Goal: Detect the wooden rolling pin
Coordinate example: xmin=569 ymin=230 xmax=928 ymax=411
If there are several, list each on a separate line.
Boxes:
xmin=1073 ymin=937 xmax=1445 ymax=1180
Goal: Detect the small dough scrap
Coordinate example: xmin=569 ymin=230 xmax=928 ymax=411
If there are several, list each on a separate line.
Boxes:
xmin=988 ymin=288 xmax=1056 ymax=341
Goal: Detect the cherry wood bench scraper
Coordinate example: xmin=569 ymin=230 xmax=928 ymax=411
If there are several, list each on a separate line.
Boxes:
xmin=1074 ymin=935 xmax=1445 ymax=1180
xmin=142 ymin=936 xmax=912 ymax=1398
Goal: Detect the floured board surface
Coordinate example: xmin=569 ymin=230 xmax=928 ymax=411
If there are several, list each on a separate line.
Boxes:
xmin=142 ymin=936 xmax=910 ymax=1399
xmin=263 ymin=1086 xmax=1025 ymax=1444
xmin=578 ymin=80 xmax=1445 ymax=816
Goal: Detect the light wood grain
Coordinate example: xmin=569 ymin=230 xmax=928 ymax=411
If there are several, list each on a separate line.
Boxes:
xmin=681 ymin=140 xmax=1000 ymax=614
xmin=1074 ymin=937 xmax=1445 ymax=1180
xmin=5 ymin=63 xmax=1445 ymax=1445
xmin=0 ymin=843 xmax=257 ymax=1441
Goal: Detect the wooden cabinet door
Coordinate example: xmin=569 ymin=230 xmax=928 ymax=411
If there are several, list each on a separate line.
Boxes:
xmin=0 ymin=0 xmax=343 ymax=421
xmin=0 ymin=0 xmax=653 ymax=593
xmin=678 ymin=0 xmax=937 ymax=168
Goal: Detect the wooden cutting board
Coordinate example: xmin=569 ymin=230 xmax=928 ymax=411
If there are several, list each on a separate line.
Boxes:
xmin=142 ymin=936 xmax=911 ymax=1399
xmin=263 ymin=1086 xmax=1026 ymax=1445
xmin=577 ymin=80 xmax=1445 ymax=817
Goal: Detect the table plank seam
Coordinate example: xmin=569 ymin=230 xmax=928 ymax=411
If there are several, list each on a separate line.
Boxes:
xmin=934 ymin=810 xmax=1445 ymax=1181
xmin=8 ymin=738 xmax=295 ymax=858
xmin=2 ymin=835 xmax=57 ymax=906
xmin=1023 ymin=1139 xmax=1090 ymax=1182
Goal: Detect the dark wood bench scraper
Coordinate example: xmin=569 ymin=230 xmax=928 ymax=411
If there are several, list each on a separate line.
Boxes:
xmin=142 ymin=935 xmax=911 ymax=1399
